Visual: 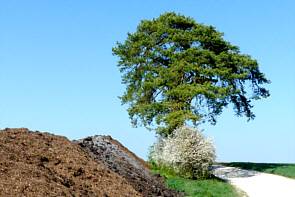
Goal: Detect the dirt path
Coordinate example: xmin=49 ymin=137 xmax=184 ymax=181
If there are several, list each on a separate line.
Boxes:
xmin=211 ymin=165 xmax=295 ymax=197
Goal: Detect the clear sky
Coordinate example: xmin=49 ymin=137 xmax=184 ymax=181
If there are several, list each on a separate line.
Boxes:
xmin=1 ymin=0 xmax=294 ymax=163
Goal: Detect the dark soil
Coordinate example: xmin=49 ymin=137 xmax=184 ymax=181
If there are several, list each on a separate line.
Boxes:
xmin=101 ymin=135 xmax=151 ymax=170
xmin=0 ymin=128 xmax=141 ymax=197
xmin=73 ymin=135 xmax=186 ymax=197
xmin=0 ymin=128 xmax=186 ymax=196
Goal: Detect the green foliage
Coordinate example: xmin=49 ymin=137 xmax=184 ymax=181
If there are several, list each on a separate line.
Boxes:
xmin=112 ymin=12 xmax=270 ymax=135
xmin=151 ymin=125 xmax=217 ymax=179
xmin=146 ymin=144 xmax=157 ymax=169
xmin=221 ymin=162 xmax=295 ymax=179
xmin=152 ymin=169 xmax=243 ymax=197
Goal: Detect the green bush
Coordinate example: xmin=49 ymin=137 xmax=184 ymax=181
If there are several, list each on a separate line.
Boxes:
xmin=150 ymin=125 xmax=217 ymax=179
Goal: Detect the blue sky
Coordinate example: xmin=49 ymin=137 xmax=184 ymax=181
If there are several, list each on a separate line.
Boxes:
xmin=1 ymin=0 xmax=294 ymax=163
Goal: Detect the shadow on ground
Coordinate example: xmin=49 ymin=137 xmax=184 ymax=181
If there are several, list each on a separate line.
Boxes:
xmin=220 ymin=162 xmax=294 ymax=174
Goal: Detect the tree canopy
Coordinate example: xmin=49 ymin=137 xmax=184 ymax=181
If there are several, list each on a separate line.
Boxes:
xmin=112 ymin=12 xmax=270 ymax=135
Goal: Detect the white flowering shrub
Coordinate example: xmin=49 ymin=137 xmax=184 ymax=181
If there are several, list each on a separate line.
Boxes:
xmin=148 ymin=135 xmax=167 ymax=168
xmin=151 ymin=125 xmax=217 ymax=179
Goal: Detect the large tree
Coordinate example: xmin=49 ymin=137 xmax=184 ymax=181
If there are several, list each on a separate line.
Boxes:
xmin=112 ymin=12 xmax=270 ymax=135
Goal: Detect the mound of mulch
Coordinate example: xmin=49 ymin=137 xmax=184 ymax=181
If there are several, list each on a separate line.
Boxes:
xmin=101 ymin=135 xmax=151 ymax=170
xmin=0 ymin=128 xmax=141 ymax=197
xmin=73 ymin=135 xmax=186 ymax=197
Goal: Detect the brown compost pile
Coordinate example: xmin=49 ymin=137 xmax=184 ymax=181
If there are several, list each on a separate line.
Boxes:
xmin=0 ymin=128 xmax=141 ymax=196
xmin=73 ymin=135 xmax=186 ymax=197
xmin=0 ymin=128 xmax=186 ymax=197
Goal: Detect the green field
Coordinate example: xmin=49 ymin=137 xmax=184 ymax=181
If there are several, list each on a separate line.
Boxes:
xmin=220 ymin=162 xmax=295 ymax=179
xmin=151 ymin=162 xmax=295 ymax=196
xmin=152 ymin=169 xmax=244 ymax=197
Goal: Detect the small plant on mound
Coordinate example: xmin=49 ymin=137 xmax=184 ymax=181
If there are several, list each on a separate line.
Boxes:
xmin=150 ymin=125 xmax=217 ymax=179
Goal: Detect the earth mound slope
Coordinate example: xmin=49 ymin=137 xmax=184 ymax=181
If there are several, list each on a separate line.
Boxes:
xmin=0 ymin=128 xmax=141 ymax=197
xmin=101 ymin=135 xmax=151 ymax=170
xmin=73 ymin=135 xmax=186 ymax=197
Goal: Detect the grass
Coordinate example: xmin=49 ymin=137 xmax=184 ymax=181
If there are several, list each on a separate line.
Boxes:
xmin=220 ymin=162 xmax=295 ymax=179
xmin=152 ymin=169 xmax=243 ymax=197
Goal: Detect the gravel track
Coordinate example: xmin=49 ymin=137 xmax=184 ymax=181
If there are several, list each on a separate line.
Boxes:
xmin=211 ymin=165 xmax=295 ymax=197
